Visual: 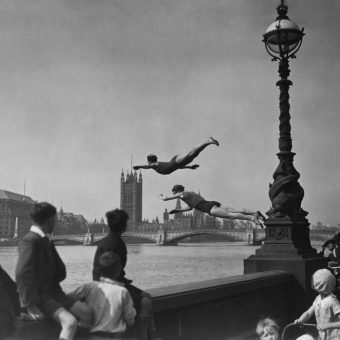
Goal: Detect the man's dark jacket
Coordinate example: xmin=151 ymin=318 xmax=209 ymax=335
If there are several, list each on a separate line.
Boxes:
xmin=15 ymin=231 xmax=66 ymax=307
xmin=0 ymin=265 xmax=20 ymax=338
xmin=92 ymin=231 xmax=128 ymax=282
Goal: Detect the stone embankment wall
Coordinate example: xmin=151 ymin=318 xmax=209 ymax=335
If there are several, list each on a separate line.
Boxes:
xmin=148 ymin=270 xmax=293 ymax=340
xmin=10 ymin=270 xmax=294 ymax=340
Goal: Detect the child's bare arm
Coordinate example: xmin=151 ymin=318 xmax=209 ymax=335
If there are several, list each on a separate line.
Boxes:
xmin=318 ymin=320 xmax=340 ymax=331
xmin=294 ymin=305 xmax=315 ymax=324
xmin=68 ymin=284 xmax=88 ymax=301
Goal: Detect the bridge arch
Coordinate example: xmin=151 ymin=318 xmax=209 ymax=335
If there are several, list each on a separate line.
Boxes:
xmin=166 ymin=231 xmax=245 ymax=244
xmin=90 ymin=233 xmax=158 ymax=245
xmin=52 ymin=238 xmax=84 ymax=245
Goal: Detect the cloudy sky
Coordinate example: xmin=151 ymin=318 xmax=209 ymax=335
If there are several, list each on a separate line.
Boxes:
xmin=0 ymin=0 xmax=339 ymax=225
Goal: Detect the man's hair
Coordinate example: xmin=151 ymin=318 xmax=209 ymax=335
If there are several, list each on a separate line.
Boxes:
xmin=30 ymin=202 xmax=57 ymax=225
xmin=105 ymin=209 xmax=129 ymax=233
xmin=172 ymin=184 xmax=185 ymax=194
xmin=98 ymin=251 xmax=122 ymax=280
xmin=147 ymin=154 xmax=158 ymax=163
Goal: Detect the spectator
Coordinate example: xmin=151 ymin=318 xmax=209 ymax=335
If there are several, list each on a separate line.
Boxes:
xmin=0 ymin=265 xmax=20 ymax=338
xmin=93 ymin=209 xmax=154 ymax=340
xmin=256 ymin=318 xmax=280 ymax=340
xmin=295 ymin=269 xmax=340 ymax=340
xmin=71 ymin=252 xmax=136 ymax=340
xmin=15 ymin=202 xmax=93 ymax=340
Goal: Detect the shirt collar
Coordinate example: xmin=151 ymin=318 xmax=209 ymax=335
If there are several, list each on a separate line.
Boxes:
xmin=100 ymin=277 xmax=124 ymax=286
xmin=30 ymin=225 xmax=47 ymax=238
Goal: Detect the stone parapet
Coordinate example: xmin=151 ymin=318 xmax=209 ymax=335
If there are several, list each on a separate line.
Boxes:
xmin=9 ymin=271 xmax=294 ymax=340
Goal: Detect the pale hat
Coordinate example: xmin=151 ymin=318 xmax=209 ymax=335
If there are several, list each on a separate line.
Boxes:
xmin=296 ymin=335 xmax=315 ymax=340
xmin=312 ymin=268 xmax=336 ymax=294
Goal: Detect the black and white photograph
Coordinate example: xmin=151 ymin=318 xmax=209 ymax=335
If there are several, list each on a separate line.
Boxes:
xmin=0 ymin=1 xmax=340 ymax=339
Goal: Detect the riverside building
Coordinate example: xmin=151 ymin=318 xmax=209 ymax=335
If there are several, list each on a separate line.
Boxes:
xmin=120 ymin=170 xmax=219 ymax=231
xmin=0 ymin=190 xmax=36 ymax=239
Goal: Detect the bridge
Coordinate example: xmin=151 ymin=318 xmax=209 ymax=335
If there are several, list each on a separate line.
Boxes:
xmin=50 ymin=229 xmax=256 ymax=246
xmin=0 ymin=228 xmax=334 ymax=247
xmin=50 ymin=228 xmax=336 ymax=246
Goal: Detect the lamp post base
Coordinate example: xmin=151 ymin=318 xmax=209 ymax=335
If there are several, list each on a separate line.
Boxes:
xmin=244 ymin=219 xmax=327 ymax=316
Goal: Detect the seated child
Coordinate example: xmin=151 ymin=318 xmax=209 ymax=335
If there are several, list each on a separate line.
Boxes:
xmin=295 ymin=268 xmax=340 ymax=340
xmin=256 ymin=318 xmax=280 ymax=340
xmin=321 ymin=239 xmax=337 ymax=262
xmin=70 ymin=252 xmax=136 ymax=339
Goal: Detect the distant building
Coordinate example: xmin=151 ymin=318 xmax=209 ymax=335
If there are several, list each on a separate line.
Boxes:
xmin=0 ymin=190 xmax=36 ymax=238
xmin=119 ymin=170 xmax=222 ymax=231
xmin=168 ymin=198 xmax=218 ymax=230
xmin=54 ymin=206 xmax=88 ymax=235
xmin=120 ymin=170 xmax=142 ymax=231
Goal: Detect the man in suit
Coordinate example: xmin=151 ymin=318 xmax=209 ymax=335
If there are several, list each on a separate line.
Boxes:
xmin=15 ymin=202 xmax=92 ymax=340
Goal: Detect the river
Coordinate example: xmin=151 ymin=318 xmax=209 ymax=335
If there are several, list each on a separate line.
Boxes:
xmin=0 ymin=241 xmax=324 ymax=292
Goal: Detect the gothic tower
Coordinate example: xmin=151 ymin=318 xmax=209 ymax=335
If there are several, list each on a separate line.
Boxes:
xmin=120 ymin=169 xmax=143 ymax=231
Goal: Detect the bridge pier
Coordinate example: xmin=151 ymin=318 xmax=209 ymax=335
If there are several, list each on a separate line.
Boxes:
xmin=156 ymin=230 xmax=177 ymax=246
xmin=245 ymin=219 xmax=327 ymax=316
xmin=83 ymin=233 xmax=94 ymax=245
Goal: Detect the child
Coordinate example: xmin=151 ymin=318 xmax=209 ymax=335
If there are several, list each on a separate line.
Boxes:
xmin=93 ymin=209 xmax=155 ymax=340
xmin=321 ymin=239 xmax=337 ymax=261
xmin=256 ymin=318 xmax=280 ymax=340
xmin=296 ymin=336 xmax=314 ymax=340
xmin=70 ymin=252 xmax=136 ymax=340
xmin=294 ymin=268 xmax=340 ymax=340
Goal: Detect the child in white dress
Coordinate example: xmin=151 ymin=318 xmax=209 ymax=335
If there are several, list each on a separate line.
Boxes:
xmin=294 ymin=268 xmax=340 ymax=340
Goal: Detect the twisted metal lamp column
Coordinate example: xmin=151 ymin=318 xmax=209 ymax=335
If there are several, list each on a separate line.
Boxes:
xmin=267 ymin=57 xmax=307 ymax=221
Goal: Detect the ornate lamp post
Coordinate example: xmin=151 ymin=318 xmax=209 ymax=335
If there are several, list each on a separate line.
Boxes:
xmin=260 ymin=0 xmax=315 ymax=255
xmin=263 ymin=1 xmax=305 ymax=221
xmin=244 ymin=1 xmax=326 ymax=309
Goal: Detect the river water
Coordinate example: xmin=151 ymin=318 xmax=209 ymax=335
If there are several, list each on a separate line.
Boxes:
xmin=0 ymin=241 xmax=324 ymax=292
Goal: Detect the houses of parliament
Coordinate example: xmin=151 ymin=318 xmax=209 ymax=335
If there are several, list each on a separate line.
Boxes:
xmin=120 ymin=169 xmax=219 ymax=231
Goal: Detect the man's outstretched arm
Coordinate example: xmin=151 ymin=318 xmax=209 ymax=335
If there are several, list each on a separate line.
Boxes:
xmin=133 ymin=164 xmax=155 ymax=170
xmin=181 ymin=164 xmax=199 ymax=170
xmin=169 ymin=207 xmax=192 ymax=214
xmin=158 ymin=193 xmax=182 ymax=201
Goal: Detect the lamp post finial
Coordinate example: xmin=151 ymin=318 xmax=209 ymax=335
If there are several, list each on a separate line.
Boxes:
xmin=276 ymin=0 xmax=288 ymax=20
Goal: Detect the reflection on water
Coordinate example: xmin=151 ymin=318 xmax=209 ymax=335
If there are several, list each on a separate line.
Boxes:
xmin=0 ymin=241 xmax=325 ymax=292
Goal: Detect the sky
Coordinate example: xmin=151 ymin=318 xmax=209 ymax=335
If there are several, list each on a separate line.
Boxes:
xmin=0 ymin=0 xmax=339 ymax=226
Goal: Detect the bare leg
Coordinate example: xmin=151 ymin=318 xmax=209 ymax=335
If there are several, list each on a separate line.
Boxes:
xmin=227 ymin=207 xmax=258 ymax=216
xmin=52 ymin=308 xmax=78 ymax=340
xmin=175 ymin=137 xmax=219 ymax=165
xmin=210 ymin=206 xmax=254 ymax=221
xmin=69 ymin=301 xmax=93 ymax=328
xmin=210 ymin=206 xmax=265 ymax=227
